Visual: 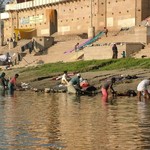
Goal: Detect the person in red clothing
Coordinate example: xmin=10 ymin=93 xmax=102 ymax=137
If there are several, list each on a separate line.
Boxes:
xmin=8 ymin=74 xmax=19 ymax=95
xmin=101 ymin=77 xmax=116 ymax=102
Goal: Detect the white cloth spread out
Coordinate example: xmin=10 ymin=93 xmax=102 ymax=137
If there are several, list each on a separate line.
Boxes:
xmin=0 ymin=55 xmax=7 ymax=62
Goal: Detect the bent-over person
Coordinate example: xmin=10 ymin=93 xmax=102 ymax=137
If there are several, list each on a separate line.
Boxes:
xmin=8 ymin=74 xmax=19 ymax=95
xmin=101 ymin=77 xmax=116 ymax=99
xmin=137 ymin=79 xmax=150 ymax=101
xmin=67 ymin=73 xmax=81 ymax=94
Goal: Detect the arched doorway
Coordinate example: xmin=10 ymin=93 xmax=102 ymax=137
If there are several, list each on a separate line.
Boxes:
xmin=49 ymin=9 xmax=57 ymax=35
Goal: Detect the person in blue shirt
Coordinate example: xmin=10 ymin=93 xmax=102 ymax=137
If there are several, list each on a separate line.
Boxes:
xmin=67 ymin=73 xmax=81 ymax=94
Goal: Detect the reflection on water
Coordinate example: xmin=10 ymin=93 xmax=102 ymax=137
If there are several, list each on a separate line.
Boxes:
xmin=0 ymin=91 xmax=150 ymax=149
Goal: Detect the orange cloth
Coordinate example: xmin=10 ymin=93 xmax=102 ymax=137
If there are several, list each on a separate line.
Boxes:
xmin=80 ymin=80 xmax=89 ymax=88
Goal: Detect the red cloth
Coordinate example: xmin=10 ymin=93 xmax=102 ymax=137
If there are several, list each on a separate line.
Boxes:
xmin=80 ymin=80 xmax=89 ymax=88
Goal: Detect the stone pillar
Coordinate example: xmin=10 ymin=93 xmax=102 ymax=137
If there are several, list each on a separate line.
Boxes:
xmin=88 ymin=26 xmax=95 ymax=38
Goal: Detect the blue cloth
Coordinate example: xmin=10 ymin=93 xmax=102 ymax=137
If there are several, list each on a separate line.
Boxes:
xmin=70 ymin=76 xmax=80 ymax=85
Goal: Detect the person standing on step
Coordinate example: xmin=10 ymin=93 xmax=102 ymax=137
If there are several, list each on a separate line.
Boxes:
xmin=75 ymin=43 xmax=79 ymax=52
xmin=75 ymin=43 xmax=79 ymax=59
xmin=104 ymin=27 xmax=108 ymax=37
xmin=112 ymin=44 xmax=118 ymax=59
xmin=28 ymin=40 xmax=33 ymax=54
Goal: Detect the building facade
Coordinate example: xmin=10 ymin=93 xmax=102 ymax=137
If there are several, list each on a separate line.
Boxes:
xmin=1 ymin=0 xmax=150 ymax=42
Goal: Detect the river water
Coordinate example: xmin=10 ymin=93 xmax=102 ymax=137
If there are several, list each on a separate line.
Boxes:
xmin=0 ymin=91 xmax=150 ymax=150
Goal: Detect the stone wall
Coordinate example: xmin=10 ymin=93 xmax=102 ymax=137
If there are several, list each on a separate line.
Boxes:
xmin=106 ymin=0 xmax=137 ymax=29
xmin=142 ymin=0 xmax=150 ymax=20
xmin=84 ymin=43 xmax=143 ymax=60
xmin=147 ymin=27 xmax=150 ymax=43
xmin=96 ymin=26 xmax=149 ymax=44
xmin=2 ymin=0 xmax=150 ymax=41
xmin=126 ymin=43 xmax=144 ymax=57
xmin=34 ymin=36 xmax=54 ymax=50
xmin=84 ymin=45 xmax=125 ymax=60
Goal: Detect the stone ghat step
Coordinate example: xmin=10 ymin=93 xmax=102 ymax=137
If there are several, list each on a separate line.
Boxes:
xmin=134 ymin=55 xmax=150 ymax=59
xmin=49 ymin=39 xmax=85 ymax=49
xmin=15 ymin=39 xmax=85 ymax=67
xmin=133 ymin=48 xmax=150 ymax=58
xmin=144 ymin=44 xmax=150 ymax=48
xmin=52 ymin=34 xmax=83 ymax=41
xmin=96 ymin=34 xmax=133 ymax=43
xmin=134 ymin=55 xmax=150 ymax=58
xmin=18 ymin=50 xmax=83 ymax=66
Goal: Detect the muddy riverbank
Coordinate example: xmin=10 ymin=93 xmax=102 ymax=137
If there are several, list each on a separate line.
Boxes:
xmin=7 ymin=68 xmax=150 ymax=94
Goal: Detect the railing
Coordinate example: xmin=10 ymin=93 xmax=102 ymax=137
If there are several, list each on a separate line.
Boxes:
xmin=5 ymin=0 xmax=67 ymax=11
xmin=64 ymin=31 xmax=105 ymax=54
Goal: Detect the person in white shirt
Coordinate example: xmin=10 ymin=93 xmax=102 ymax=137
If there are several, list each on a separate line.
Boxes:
xmin=61 ymin=71 xmax=70 ymax=85
xmin=137 ymin=79 xmax=150 ymax=101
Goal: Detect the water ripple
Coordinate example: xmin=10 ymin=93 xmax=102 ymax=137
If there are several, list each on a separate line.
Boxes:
xmin=0 ymin=92 xmax=150 ymax=149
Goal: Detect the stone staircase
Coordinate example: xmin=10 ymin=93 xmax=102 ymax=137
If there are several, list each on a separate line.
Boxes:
xmin=94 ymin=27 xmax=134 ymax=43
xmin=0 ymin=39 xmax=30 ymax=54
xmin=92 ymin=26 xmax=150 ymax=60
xmin=1 ymin=25 xmax=149 ymax=68
xmin=14 ymin=39 xmax=85 ymax=68
xmin=133 ymin=44 xmax=150 ymax=58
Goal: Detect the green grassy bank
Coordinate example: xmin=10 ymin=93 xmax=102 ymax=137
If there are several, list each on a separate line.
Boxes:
xmin=4 ymin=57 xmax=150 ymax=83
xmin=23 ymin=58 xmax=150 ymax=72
xmin=8 ymin=58 xmax=149 ymax=78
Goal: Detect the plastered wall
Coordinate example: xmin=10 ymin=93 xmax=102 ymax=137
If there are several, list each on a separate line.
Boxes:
xmin=84 ymin=43 xmax=143 ymax=60
xmin=2 ymin=0 xmax=150 ymax=41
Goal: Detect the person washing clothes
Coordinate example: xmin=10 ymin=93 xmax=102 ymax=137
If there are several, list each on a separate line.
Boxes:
xmin=67 ymin=73 xmax=81 ymax=94
xmin=61 ymin=71 xmax=71 ymax=85
xmin=8 ymin=74 xmax=19 ymax=95
xmin=101 ymin=77 xmax=116 ymax=100
xmin=137 ymin=79 xmax=150 ymax=101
